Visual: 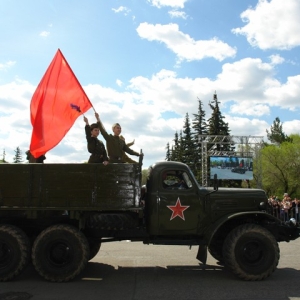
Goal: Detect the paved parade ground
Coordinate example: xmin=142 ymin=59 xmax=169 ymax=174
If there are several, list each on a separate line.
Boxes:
xmin=1 ymin=238 xmax=300 ymax=300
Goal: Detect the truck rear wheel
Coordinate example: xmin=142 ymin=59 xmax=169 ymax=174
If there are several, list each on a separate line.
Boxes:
xmin=222 ymin=224 xmax=279 ymax=280
xmin=32 ymin=224 xmax=89 ymax=282
xmin=0 ymin=224 xmax=30 ymax=281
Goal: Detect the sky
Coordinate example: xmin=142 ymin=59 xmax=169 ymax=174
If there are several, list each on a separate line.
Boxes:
xmin=1 ymin=0 xmax=300 ymax=168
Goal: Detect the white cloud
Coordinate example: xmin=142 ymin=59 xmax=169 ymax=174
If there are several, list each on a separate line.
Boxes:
xmin=0 ymin=79 xmax=34 ymax=113
xmin=232 ymin=0 xmax=300 ymax=50
xmin=269 ymin=54 xmax=285 ymax=65
xmin=39 ymin=31 xmax=50 ymax=37
xmin=264 ymin=75 xmax=300 ymax=110
xmin=137 ymin=23 xmax=236 ymax=62
xmin=215 ymin=57 xmax=274 ymax=96
xmin=213 ymin=57 xmax=300 ymax=113
xmin=283 ymin=120 xmax=300 ymax=136
xmin=148 ymin=0 xmax=188 ymax=9
xmin=230 ymin=103 xmax=270 ymax=117
xmin=168 ymin=10 xmax=188 ymax=19
xmin=112 ymin=6 xmax=131 ymax=15
xmin=116 ymin=79 xmax=123 ymax=87
xmin=225 ymin=116 xmax=269 ymax=138
xmin=0 ymin=61 xmax=16 ymax=71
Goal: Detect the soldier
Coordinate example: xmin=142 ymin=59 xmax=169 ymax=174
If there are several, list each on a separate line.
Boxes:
xmin=94 ymin=112 xmax=142 ymax=163
xmin=26 ymin=150 xmax=46 ymax=163
xmin=119 ymin=135 xmax=138 ymax=163
xmin=83 ymin=116 xmax=109 ymax=165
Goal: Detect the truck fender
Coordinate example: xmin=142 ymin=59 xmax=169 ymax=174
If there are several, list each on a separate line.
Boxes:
xmin=205 ymin=211 xmax=280 ymax=246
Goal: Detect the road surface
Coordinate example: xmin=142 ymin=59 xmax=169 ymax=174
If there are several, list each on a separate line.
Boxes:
xmin=1 ymin=238 xmax=300 ymax=300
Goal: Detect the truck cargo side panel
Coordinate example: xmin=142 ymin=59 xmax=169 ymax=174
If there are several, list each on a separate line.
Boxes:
xmin=0 ymin=163 xmax=140 ymax=210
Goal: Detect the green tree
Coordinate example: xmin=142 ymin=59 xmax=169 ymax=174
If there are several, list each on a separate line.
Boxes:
xmin=192 ymin=98 xmax=208 ymax=138
xmin=165 ymin=142 xmax=171 ymax=161
xmin=261 ymin=134 xmax=300 ymax=197
xmin=170 ymin=132 xmax=179 ymax=161
xmin=266 ymin=117 xmax=292 ymax=145
xmin=206 ymin=93 xmax=233 ymax=187
xmin=171 ymin=131 xmax=184 ymax=162
xmin=207 ymin=92 xmax=231 ymax=152
xmin=0 ymin=149 xmax=7 ymax=163
xmin=178 ymin=130 xmax=184 ymax=162
xmin=13 ymin=147 xmax=23 ymax=163
xmin=141 ymin=169 xmax=148 ymax=185
xmin=181 ymin=113 xmax=195 ymax=170
xmin=192 ymin=98 xmax=208 ymax=182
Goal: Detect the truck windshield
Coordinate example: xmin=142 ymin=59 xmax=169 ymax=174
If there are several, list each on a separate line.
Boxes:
xmin=162 ymin=170 xmax=193 ymax=190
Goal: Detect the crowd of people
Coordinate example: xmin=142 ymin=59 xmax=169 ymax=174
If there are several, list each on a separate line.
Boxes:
xmin=267 ymin=193 xmax=300 ymax=222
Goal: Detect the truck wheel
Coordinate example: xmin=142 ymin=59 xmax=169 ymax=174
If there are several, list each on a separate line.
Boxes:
xmin=32 ymin=224 xmax=90 ymax=282
xmin=0 ymin=224 xmax=30 ymax=281
xmin=88 ymin=240 xmax=101 ymax=261
xmin=222 ymin=224 xmax=279 ymax=281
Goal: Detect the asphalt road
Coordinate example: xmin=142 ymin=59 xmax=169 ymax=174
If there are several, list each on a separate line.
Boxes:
xmin=1 ymin=238 xmax=300 ymax=300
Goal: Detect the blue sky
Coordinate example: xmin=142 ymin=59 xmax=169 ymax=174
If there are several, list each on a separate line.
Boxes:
xmin=1 ymin=0 xmax=300 ymax=167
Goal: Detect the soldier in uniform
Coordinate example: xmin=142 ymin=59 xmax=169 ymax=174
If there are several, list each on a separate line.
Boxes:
xmin=94 ymin=112 xmax=142 ymax=163
xmin=119 ymin=135 xmax=138 ymax=163
xmin=83 ymin=116 xmax=109 ymax=165
xmin=26 ymin=150 xmax=46 ymax=163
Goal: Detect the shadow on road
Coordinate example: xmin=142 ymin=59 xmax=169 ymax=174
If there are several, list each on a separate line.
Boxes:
xmin=2 ymin=261 xmax=300 ymax=300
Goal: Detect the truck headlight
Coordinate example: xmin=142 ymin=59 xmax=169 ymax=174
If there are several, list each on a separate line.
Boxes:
xmin=259 ymin=202 xmax=266 ymax=209
xmin=289 ymin=218 xmax=297 ymax=226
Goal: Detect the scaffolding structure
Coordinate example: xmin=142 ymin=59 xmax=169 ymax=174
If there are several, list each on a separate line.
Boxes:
xmin=199 ymin=135 xmax=264 ymax=187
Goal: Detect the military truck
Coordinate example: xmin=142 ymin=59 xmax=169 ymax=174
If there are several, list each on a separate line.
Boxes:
xmin=0 ymin=158 xmax=299 ymax=282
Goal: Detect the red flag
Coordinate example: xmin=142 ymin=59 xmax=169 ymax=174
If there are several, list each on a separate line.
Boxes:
xmin=30 ymin=49 xmax=92 ymax=158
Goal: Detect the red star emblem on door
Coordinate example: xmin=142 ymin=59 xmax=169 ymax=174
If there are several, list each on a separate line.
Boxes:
xmin=167 ymin=198 xmax=190 ymax=221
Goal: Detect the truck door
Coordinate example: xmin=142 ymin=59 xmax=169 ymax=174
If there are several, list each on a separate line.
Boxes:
xmin=157 ymin=170 xmax=201 ymax=235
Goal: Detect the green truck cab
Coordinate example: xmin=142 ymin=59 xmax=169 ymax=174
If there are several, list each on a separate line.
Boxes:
xmin=0 ymin=160 xmax=299 ymax=282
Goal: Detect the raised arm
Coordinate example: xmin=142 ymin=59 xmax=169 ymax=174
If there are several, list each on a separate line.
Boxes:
xmin=95 ymin=112 xmax=109 ymax=140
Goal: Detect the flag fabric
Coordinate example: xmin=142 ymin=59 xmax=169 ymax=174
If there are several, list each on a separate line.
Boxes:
xmin=30 ymin=49 xmax=92 ymax=158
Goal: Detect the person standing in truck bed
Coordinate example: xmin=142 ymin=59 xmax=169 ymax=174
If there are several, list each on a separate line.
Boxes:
xmin=94 ymin=112 xmax=142 ymax=163
xmin=26 ymin=150 xmax=46 ymax=163
xmin=119 ymin=135 xmax=138 ymax=163
xmin=83 ymin=115 xmax=109 ymax=165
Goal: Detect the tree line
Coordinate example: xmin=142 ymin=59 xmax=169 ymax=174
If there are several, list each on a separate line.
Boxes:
xmin=0 ymin=147 xmax=23 ymax=164
xmin=165 ymin=93 xmax=300 ymax=198
xmin=165 ymin=92 xmax=231 ymax=183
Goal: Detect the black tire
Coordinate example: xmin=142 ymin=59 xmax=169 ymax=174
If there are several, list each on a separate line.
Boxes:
xmin=88 ymin=239 xmax=101 ymax=261
xmin=222 ymin=224 xmax=279 ymax=281
xmin=32 ymin=224 xmax=90 ymax=282
xmin=0 ymin=224 xmax=30 ymax=281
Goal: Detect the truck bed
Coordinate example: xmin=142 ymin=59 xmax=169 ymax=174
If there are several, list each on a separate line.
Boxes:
xmin=0 ymin=163 xmax=141 ymax=210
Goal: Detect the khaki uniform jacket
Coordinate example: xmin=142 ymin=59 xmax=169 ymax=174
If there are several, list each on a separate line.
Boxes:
xmin=121 ymin=140 xmax=137 ymax=163
xmin=98 ymin=121 xmax=139 ymax=163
